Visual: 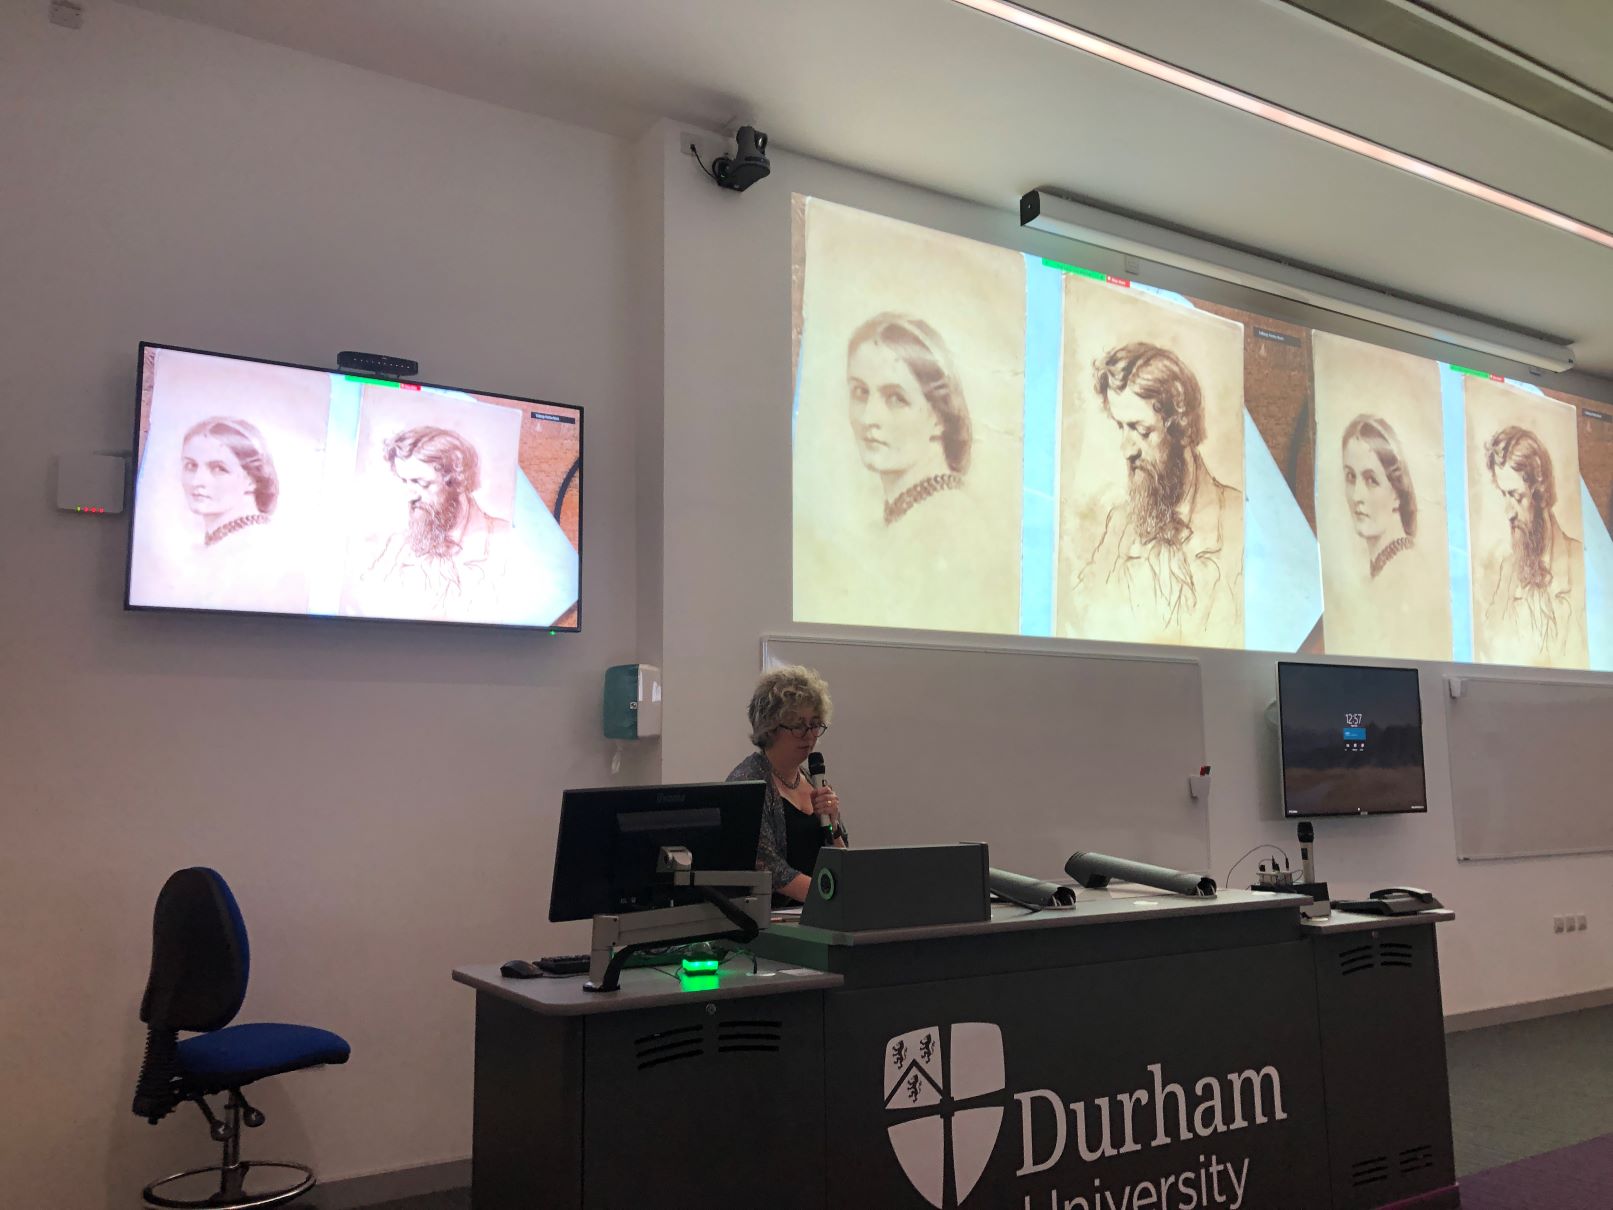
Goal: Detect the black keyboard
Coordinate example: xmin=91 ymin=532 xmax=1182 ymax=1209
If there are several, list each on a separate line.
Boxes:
xmin=538 ymin=953 xmax=591 ymax=976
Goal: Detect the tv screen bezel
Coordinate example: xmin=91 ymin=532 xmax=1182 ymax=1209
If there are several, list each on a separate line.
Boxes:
xmin=124 ymin=340 xmax=584 ymax=633
xmin=1276 ymin=659 xmax=1428 ymax=818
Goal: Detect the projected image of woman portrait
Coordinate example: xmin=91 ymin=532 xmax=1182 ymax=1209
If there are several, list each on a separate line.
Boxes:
xmin=1312 ymin=333 xmax=1451 ymax=661
xmin=792 ymin=198 xmax=1024 ymax=635
xmin=1056 ymin=280 xmax=1246 ymax=648
xmin=1466 ymin=378 xmax=1588 ymax=669
xmin=128 ymin=347 xmax=323 ymax=614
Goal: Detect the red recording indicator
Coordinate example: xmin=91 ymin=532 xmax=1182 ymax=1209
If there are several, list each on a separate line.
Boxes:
xmin=1105 ymin=275 xmax=1132 ymax=288
xmin=401 ymin=383 xmax=421 ymax=390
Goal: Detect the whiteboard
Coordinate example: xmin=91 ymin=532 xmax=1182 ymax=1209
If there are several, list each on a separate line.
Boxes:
xmin=762 ymin=635 xmax=1210 ymax=880
xmin=1448 ymin=675 xmax=1613 ymax=860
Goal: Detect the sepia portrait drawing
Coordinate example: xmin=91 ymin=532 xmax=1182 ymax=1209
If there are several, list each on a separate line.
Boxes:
xmin=792 ymin=196 xmax=1024 ymax=636
xmin=1466 ymin=377 xmax=1587 ymax=668
xmin=1312 ymin=332 xmax=1451 ymax=660
xmin=1056 ymin=281 xmax=1245 ymax=647
xmin=128 ymin=347 xmax=322 ymax=614
xmin=341 ymin=387 xmax=525 ymax=623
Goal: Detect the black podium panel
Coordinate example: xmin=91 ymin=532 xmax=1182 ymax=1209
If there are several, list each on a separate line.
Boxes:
xmin=824 ymin=942 xmax=1331 ymax=1210
xmin=581 ymin=990 xmax=826 ymax=1208
xmin=1312 ymin=924 xmax=1456 ymax=1209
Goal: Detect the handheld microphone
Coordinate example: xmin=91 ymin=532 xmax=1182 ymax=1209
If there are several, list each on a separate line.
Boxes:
xmin=807 ymin=752 xmax=834 ymax=843
xmin=1297 ymin=821 xmax=1316 ymax=884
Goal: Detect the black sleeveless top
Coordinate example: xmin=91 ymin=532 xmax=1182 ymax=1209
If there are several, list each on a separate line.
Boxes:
xmin=783 ymin=800 xmax=827 ymax=888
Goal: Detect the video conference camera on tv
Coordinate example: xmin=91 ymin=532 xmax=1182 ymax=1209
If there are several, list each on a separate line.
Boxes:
xmin=336 ymin=350 xmax=418 ymax=379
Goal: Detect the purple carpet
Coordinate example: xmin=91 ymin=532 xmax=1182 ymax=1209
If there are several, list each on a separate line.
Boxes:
xmin=1455 ymin=1133 xmax=1613 ymax=1209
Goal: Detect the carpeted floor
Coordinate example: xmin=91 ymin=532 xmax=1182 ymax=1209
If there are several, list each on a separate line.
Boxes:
xmin=352 ymin=1193 xmax=470 ymax=1210
xmin=345 ymin=1003 xmax=1613 ymax=1210
xmin=1454 ymin=1132 xmax=1613 ymax=1210
xmin=1446 ymin=1003 xmax=1613 ymax=1176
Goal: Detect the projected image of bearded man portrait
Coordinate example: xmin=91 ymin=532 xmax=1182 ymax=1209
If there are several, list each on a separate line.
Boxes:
xmin=362 ymin=425 xmax=513 ymax=615
xmin=1069 ymin=342 xmax=1243 ymax=641
xmin=1480 ymin=425 xmax=1586 ymax=666
xmin=846 ymin=312 xmax=971 ymax=526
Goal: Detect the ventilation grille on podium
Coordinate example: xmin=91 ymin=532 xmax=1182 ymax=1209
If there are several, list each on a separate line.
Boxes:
xmin=1347 ymin=1141 xmax=1435 ymax=1189
xmin=1399 ymin=1143 xmax=1435 ymax=1175
xmin=634 ymin=1025 xmax=704 ymax=1070
xmin=718 ymin=1019 xmax=782 ymax=1054
xmin=1349 ymin=1155 xmax=1390 ymax=1188
xmin=633 ymin=1019 xmax=785 ymax=1069
xmin=1338 ymin=937 xmax=1417 ymax=976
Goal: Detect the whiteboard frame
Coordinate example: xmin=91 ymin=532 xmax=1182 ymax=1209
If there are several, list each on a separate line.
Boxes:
xmin=1446 ymin=671 xmax=1613 ymax=861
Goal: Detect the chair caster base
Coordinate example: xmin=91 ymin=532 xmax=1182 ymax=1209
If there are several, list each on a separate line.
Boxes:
xmin=143 ymin=1160 xmax=315 ymax=1209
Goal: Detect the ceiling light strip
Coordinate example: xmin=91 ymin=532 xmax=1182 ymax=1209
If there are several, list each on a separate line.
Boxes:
xmin=951 ymin=0 xmax=1613 ymax=253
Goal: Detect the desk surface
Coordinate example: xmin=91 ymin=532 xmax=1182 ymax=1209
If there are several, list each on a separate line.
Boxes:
xmin=453 ymin=959 xmax=843 ymax=1016
xmin=1302 ymin=907 xmax=1456 ymax=934
xmin=769 ymin=885 xmax=1307 ymax=948
xmin=456 ymin=893 xmax=1455 ymax=1015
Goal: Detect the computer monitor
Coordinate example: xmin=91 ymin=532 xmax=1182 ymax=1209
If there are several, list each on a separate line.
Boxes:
xmin=548 ymin=781 xmax=767 ymax=922
xmin=1277 ymin=661 xmax=1427 ymax=817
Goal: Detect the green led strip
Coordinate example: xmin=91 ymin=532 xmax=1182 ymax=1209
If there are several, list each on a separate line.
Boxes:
xmin=1041 ymin=257 xmax=1106 ymax=281
xmin=343 ymin=374 xmax=399 ymax=387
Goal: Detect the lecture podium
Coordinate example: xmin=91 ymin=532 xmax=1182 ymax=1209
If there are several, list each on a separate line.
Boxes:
xmin=454 ymin=890 xmax=1458 ymax=1210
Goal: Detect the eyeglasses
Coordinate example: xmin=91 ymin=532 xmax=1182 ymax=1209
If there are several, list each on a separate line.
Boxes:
xmin=775 ymin=720 xmax=828 ymax=738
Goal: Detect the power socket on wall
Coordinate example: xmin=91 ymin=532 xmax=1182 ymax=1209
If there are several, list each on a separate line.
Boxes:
xmin=1552 ymin=914 xmax=1591 ymax=933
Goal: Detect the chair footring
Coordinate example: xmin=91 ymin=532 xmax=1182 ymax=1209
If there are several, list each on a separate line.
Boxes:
xmin=143 ymin=1161 xmax=315 ymax=1209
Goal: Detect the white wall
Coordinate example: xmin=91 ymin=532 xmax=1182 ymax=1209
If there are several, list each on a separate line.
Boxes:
xmin=653 ymin=125 xmax=1613 ymax=1018
xmin=0 ymin=6 xmax=650 ymax=1206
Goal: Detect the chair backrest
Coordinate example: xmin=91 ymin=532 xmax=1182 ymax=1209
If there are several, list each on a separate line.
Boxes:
xmin=139 ymin=867 xmax=250 ymax=1033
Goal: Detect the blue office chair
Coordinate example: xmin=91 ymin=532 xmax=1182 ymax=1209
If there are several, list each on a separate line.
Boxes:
xmin=132 ymin=868 xmax=350 ymax=1209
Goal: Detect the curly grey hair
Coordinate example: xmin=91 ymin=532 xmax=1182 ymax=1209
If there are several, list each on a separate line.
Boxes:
xmin=747 ymin=665 xmax=833 ymax=749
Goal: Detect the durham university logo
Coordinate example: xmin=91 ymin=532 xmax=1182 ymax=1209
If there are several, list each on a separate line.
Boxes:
xmin=884 ymin=1023 xmax=1007 ymax=1208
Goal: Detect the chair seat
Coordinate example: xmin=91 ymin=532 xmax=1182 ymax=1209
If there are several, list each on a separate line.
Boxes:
xmin=178 ymin=1022 xmax=350 ymax=1088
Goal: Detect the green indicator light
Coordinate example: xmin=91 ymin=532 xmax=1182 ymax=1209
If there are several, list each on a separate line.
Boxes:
xmin=681 ymin=957 xmax=721 ymax=974
xmin=680 ymin=972 xmax=720 ymax=992
xmin=1449 ymin=365 xmax=1491 ymax=379
xmin=344 ymin=374 xmax=400 ymax=387
xmin=1041 ymin=257 xmax=1106 ymax=281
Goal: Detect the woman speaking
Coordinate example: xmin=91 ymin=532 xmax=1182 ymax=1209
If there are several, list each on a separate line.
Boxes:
xmin=727 ymin=665 xmax=846 ymax=904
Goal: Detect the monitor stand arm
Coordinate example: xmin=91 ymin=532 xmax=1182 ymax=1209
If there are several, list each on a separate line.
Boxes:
xmin=583 ymin=847 xmax=770 ymax=993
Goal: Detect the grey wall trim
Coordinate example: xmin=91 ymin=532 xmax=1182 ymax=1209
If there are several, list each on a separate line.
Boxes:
xmin=1445 ymin=986 xmax=1613 ymax=1033
xmin=314 ymin=1158 xmax=470 ymax=1209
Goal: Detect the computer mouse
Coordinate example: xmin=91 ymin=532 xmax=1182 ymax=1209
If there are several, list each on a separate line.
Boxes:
xmin=500 ymin=959 xmax=543 ymax=979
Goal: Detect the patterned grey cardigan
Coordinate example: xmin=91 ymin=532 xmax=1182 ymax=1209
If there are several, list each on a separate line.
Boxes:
xmin=726 ymin=749 xmax=807 ymax=893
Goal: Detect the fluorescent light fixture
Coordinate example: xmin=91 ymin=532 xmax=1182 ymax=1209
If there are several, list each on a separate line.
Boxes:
xmin=1022 ymin=190 xmax=1575 ymax=372
xmin=952 ymin=0 xmax=1613 ymax=256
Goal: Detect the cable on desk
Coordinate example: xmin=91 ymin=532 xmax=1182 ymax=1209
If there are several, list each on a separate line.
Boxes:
xmin=1225 ymin=844 xmax=1292 ymax=890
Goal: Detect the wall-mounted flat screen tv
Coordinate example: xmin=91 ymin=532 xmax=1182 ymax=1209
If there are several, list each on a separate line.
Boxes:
xmin=126 ymin=343 xmax=581 ymax=630
xmin=1277 ymin=661 xmax=1427 ymax=817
